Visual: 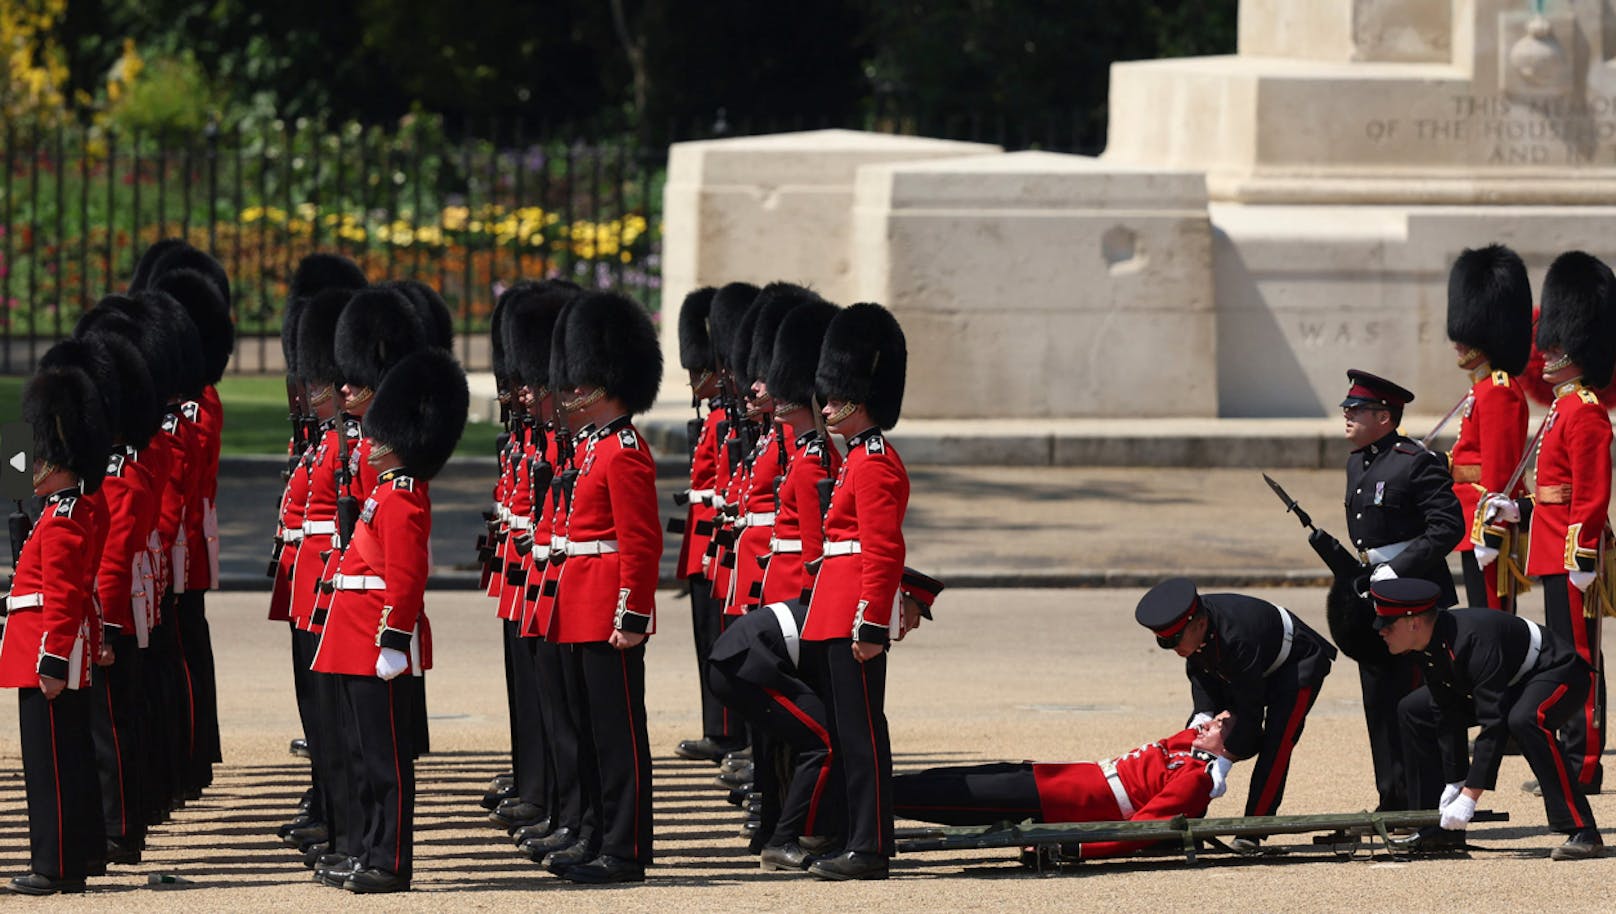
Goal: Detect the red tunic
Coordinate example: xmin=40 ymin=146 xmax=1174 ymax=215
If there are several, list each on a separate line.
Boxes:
xmin=1449 ymin=368 xmax=1529 ymax=552
xmin=311 ymin=470 xmax=432 ymax=677
xmin=307 ymin=428 xmax=375 ymax=631
xmin=802 ymin=429 xmax=908 ymax=642
xmin=98 ymin=447 xmax=156 ymax=637
xmin=132 ymin=441 xmax=169 ymax=632
xmin=1526 ymin=381 xmax=1612 ymax=576
xmin=530 ymin=428 xmax=585 ymax=639
xmin=761 ymin=428 xmax=840 ymax=604
xmin=496 ymin=426 xmax=538 ymax=622
xmin=677 ymin=405 xmax=725 ymax=580
xmin=268 ymin=437 xmax=315 ymax=622
xmin=290 ymin=423 xmax=348 ymax=630
xmin=150 ymin=412 xmax=187 ymax=602
xmin=486 ymin=429 xmax=521 ymax=600
xmin=519 ymin=430 xmax=559 ymax=639
xmin=0 ymin=490 xmax=95 ymax=689
xmin=182 ymin=386 xmax=224 ymax=590
xmin=1031 ymin=729 xmax=1217 ymax=859
xmin=167 ymin=403 xmax=206 ymax=593
xmin=724 ymin=425 xmax=783 ymax=616
xmin=546 ymin=417 xmax=662 ymax=643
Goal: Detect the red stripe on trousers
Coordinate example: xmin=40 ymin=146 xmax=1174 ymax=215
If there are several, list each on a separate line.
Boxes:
xmin=1564 ymin=585 xmax=1601 ymax=782
xmin=388 ymin=680 xmax=405 ymax=873
xmin=859 ymin=662 xmax=885 ymax=856
xmin=764 ymin=686 xmax=834 ymax=835
xmin=1252 ymin=686 xmax=1312 ymax=816
xmin=106 ymin=685 xmax=126 ymax=835
xmin=47 ymin=698 xmax=63 ymax=878
xmin=1536 ymin=682 xmax=1587 ymax=830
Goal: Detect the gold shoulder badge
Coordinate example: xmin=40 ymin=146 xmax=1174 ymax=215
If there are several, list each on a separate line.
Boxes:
xmin=1491 ymin=370 xmax=1509 ymax=387
xmin=1580 ymin=389 xmax=1600 ymax=406
xmin=393 ymin=476 xmax=415 ymax=492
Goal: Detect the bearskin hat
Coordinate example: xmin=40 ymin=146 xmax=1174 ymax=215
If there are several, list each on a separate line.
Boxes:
xmin=130 ymin=290 xmax=206 ymax=400
xmin=40 ymin=335 xmax=158 ymax=450
xmin=291 ymin=252 xmax=368 ymax=303
xmin=1538 ymin=250 xmax=1616 ymax=389
xmin=297 ymin=287 xmax=354 ymax=385
xmin=1446 ymin=244 xmax=1532 ymax=376
xmin=364 ymin=347 xmax=468 ymax=481
xmin=282 ymin=295 xmax=308 ymax=379
xmin=151 ymin=243 xmax=232 ymax=307
xmin=766 ymin=298 xmax=840 ymax=408
xmin=385 ymin=279 xmax=454 ymax=350
xmin=76 ymin=296 xmax=174 ymax=405
xmin=552 ymin=291 xmax=662 ymax=415
xmin=334 ymin=287 xmax=428 ymax=391
xmin=708 ymin=282 xmax=760 ymax=370
xmin=677 ymin=286 xmax=719 ymax=371
xmin=491 ymin=285 xmax=515 ymax=387
xmin=24 ymin=364 xmax=111 ymax=495
xmin=816 ymin=302 xmax=907 ymax=430
xmin=503 ymin=280 xmax=579 ymax=389
xmin=128 ymin=237 xmax=190 ymax=292
xmin=746 ymin=283 xmax=821 ymax=387
xmin=154 ymin=267 xmax=235 ymax=384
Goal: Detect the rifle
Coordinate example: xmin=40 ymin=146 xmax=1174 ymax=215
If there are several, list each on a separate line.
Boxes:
xmin=719 ymin=368 xmax=758 ymax=474
xmin=1261 ymin=473 xmax=1366 ymax=581
xmin=334 ymin=413 xmax=360 ymax=550
xmin=551 ymin=388 xmax=580 ymax=537
xmin=284 ymin=373 xmax=309 ymax=480
xmin=8 ymin=498 xmax=29 ymax=567
xmin=810 ymin=394 xmax=835 ymax=519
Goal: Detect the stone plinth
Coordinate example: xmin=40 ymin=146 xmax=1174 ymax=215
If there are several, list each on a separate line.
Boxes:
xmin=659 ymin=130 xmax=998 ymax=405
xmin=850 ymin=151 xmax=1215 ymax=419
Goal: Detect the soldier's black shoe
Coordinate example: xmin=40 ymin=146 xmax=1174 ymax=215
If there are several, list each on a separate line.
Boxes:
xmin=739 ymin=815 xmax=761 ymax=841
xmin=344 ymin=866 xmax=409 ymax=894
xmin=726 ymin=787 xmax=747 ymax=807
xmin=481 ymin=775 xmax=517 ymax=811
xmin=675 ymin=737 xmax=743 ymax=764
xmin=7 ymin=873 xmax=86 ymax=896
xmin=316 ymin=856 xmax=361 ymax=888
xmin=543 ymin=842 xmax=596 ymax=876
xmin=301 ymin=841 xmax=332 ymax=867
xmin=1399 ymin=826 xmax=1467 ymax=854
xmin=522 ymin=826 xmax=578 ymax=859
xmin=760 ymin=842 xmax=812 ymax=871
xmin=561 ymin=855 xmax=645 ymax=884
xmin=512 ymin=820 xmax=555 ymax=845
xmin=289 ymin=737 xmax=310 ymax=758
xmin=720 ymin=751 xmax=752 ymax=774
xmin=277 ymin=813 xmax=316 ymax=842
xmin=1551 ymin=829 xmax=1605 ymax=861
xmin=490 ymin=800 xmax=546 ymax=829
xmin=808 ymin=851 xmax=889 ymax=881
xmin=717 ymin=764 xmax=755 ymax=789
xmin=105 ymin=839 xmax=141 ymax=865
xmin=798 ymin=834 xmax=841 ymax=854
xmin=287 ymin=822 xmax=330 ymax=849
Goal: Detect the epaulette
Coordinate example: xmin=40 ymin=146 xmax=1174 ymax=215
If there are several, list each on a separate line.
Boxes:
xmin=1393 ymin=440 xmax=1423 ymax=456
xmin=53 ymin=496 xmax=77 ymax=518
xmin=162 ymin=413 xmax=180 ymax=434
xmin=804 ymin=439 xmax=824 ymax=457
xmin=345 ymin=417 xmax=362 ymax=439
xmin=618 ymin=427 xmax=640 ymax=450
xmin=393 ymin=476 xmax=415 ymax=492
xmin=864 ymin=435 xmax=885 ymax=454
xmin=1491 ymin=370 xmax=1510 ymax=387
xmin=105 ymin=451 xmax=127 ymax=478
xmin=181 ymin=401 xmax=200 ymax=421
xmin=1579 ymin=389 xmax=1600 ymax=406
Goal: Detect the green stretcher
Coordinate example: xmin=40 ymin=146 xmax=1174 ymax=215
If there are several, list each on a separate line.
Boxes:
xmin=895 ymin=809 xmax=1509 ymax=868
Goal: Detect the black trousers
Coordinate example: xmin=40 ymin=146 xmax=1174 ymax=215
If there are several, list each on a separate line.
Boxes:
xmin=313 ymin=668 xmax=362 ymax=857
xmin=1542 ymin=575 xmax=1606 ymax=790
xmin=535 ymin=638 xmax=584 ymax=833
xmin=1359 ymin=655 xmax=1421 ymax=810
xmin=561 ymin=641 xmax=653 ymax=863
xmin=176 ymin=589 xmax=220 ymax=785
xmin=90 ymin=631 xmax=146 ymax=847
xmin=140 ymin=612 xmax=187 ymax=818
xmin=289 ymin=625 xmax=324 ymax=818
xmin=19 ymin=687 xmax=102 ymax=880
xmin=1400 ymin=668 xmax=1598 ymax=833
xmin=336 ymin=674 xmax=417 ymax=879
xmin=706 ymin=657 xmax=837 ymax=845
xmin=511 ymin=629 xmax=552 ymax=812
xmin=800 ymin=639 xmax=893 ymax=857
xmin=689 ymin=576 xmax=739 ymax=743
xmin=1242 ymin=651 xmax=1330 ymax=817
xmin=892 ymin=762 xmax=1044 ymax=826
xmin=501 ymin=618 xmax=520 ymax=777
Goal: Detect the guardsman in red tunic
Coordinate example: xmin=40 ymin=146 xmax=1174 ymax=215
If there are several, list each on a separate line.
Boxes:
xmin=677 ymin=283 xmax=758 ymax=763
xmin=311 ymin=347 xmax=467 ymax=894
xmin=1496 ymin=251 xmax=1616 ymax=795
xmin=2 ymin=365 xmax=112 ymax=895
xmin=481 ymin=285 xmax=520 ymax=812
xmin=800 ymin=303 xmax=910 ymax=881
xmin=703 ymin=285 xmax=764 ymax=658
xmin=760 ymin=298 xmax=842 ymax=606
xmin=893 ymin=714 xmax=1236 ymax=861
xmin=1443 ymin=245 xmax=1532 ymax=613
xmin=490 ymin=280 xmax=579 ymax=840
xmin=535 ymin=292 xmax=662 ymax=885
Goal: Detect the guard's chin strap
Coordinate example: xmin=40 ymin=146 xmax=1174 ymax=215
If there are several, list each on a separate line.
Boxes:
xmin=826 ymin=400 xmax=858 ymax=425
xmin=565 ymin=387 xmax=605 ymax=412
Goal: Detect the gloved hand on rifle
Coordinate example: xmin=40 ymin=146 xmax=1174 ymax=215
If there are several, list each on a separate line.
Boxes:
xmin=1482 ymin=494 xmax=1521 ymax=525
xmin=1439 ymin=792 xmax=1476 ymax=831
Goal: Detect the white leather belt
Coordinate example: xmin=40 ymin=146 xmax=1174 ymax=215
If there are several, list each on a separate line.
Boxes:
xmin=744 ymin=511 xmax=776 ymax=527
xmin=498 ymin=505 xmax=513 ymax=524
xmin=1098 ymin=759 xmax=1135 ymax=818
xmin=767 ymin=601 xmax=802 ymax=668
xmin=771 ymin=537 xmax=803 ymax=554
xmin=6 ymin=593 xmax=43 ymax=611
xmin=822 ymin=540 xmax=861 ymax=557
xmin=549 ymin=535 xmax=570 ymax=556
xmin=565 ymin=539 xmax=620 ymax=557
xmin=688 ymin=488 xmax=715 ymax=506
xmin=1366 ymin=539 xmax=1415 ymax=564
xmin=509 ymin=515 xmax=533 ymax=531
xmin=332 ymin=574 xmax=386 ymax=591
xmin=282 ymin=527 xmax=305 ymax=543
xmin=1263 ymin=605 xmax=1296 ymax=677
xmin=1510 ymin=621 xmax=1545 ymax=686
xmin=303 ymin=520 xmax=337 ymax=536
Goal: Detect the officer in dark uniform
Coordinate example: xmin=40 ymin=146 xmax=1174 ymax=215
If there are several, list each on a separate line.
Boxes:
xmin=1375 ymin=578 xmax=1603 ymax=860
xmin=1340 ymin=369 xmax=1464 ymax=810
xmin=1135 ymin=578 xmax=1335 ymax=828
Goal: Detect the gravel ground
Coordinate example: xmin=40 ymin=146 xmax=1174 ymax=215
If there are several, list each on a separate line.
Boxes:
xmin=0 ymin=587 xmax=1609 ymax=912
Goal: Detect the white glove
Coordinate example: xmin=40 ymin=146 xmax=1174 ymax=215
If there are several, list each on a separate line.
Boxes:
xmin=1370 ymin=563 xmax=1398 ymax=582
xmin=1439 ymin=781 xmax=1465 ymax=808
xmin=1482 ymin=494 xmax=1520 ymax=525
xmin=1472 ymin=544 xmax=1499 ymax=568
xmin=1439 ymin=792 xmax=1476 ymax=830
xmin=1207 ymin=756 xmax=1234 ymax=800
xmin=1571 ymin=570 xmax=1598 ymax=592
xmin=375 ymin=648 xmax=409 ymax=680
xmin=1188 ymin=712 xmax=1214 ymax=729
